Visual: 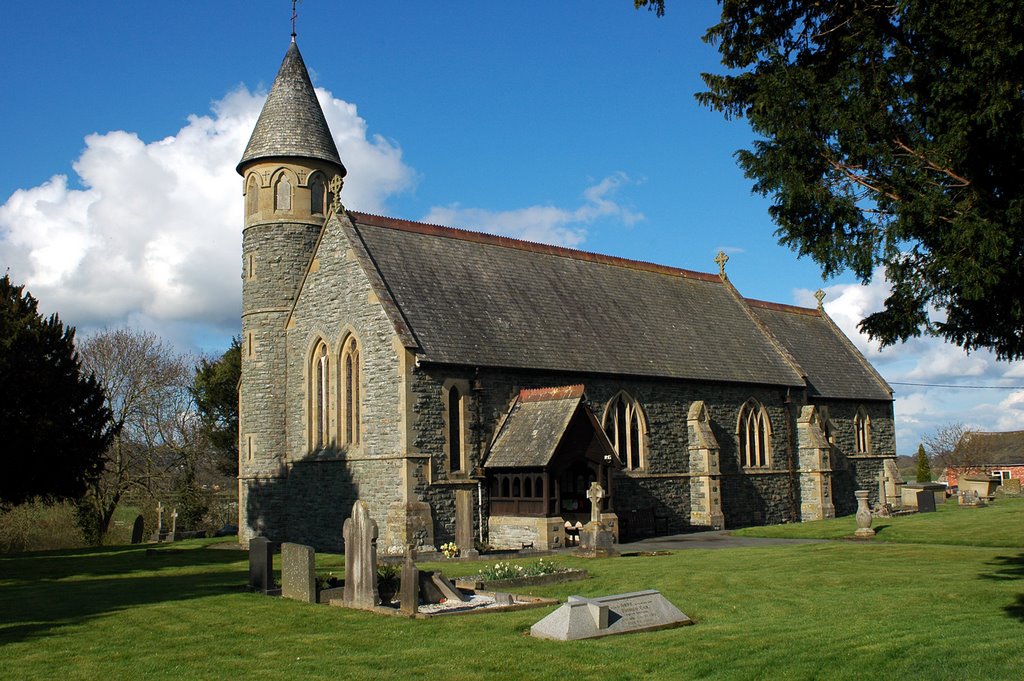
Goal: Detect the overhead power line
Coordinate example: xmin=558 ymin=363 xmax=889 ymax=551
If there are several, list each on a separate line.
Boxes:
xmin=888 ymin=381 xmax=1024 ymax=390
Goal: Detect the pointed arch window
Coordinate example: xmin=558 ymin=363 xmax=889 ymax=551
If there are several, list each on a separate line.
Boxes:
xmin=274 ymin=173 xmax=292 ymax=211
xmin=340 ymin=336 xmax=361 ymax=446
xmin=246 ymin=175 xmax=258 ymax=216
xmin=738 ymin=399 xmax=771 ymax=468
xmin=854 ymin=407 xmax=871 ymax=454
xmin=445 ymin=383 xmax=470 ymax=474
xmin=603 ymin=392 xmax=646 ymax=470
xmin=309 ymin=173 xmax=326 ymax=215
xmin=310 ymin=341 xmax=330 ymax=450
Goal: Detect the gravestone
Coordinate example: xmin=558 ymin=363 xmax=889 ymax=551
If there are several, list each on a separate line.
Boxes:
xmin=531 ymin=590 xmax=693 ymax=640
xmin=431 ymin=572 xmax=469 ymax=603
xmin=248 ymin=537 xmax=274 ymax=594
xmin=577 ymin=482 xmax=618 ymax=558
xmin=168 ymin=508 xmax=180 ymax=542
xmin=151 ymin=502 xmax=168 ymax=542
xmin=454 ymin=489 xmax=479 ymax=559
xmin=916 ymin=490 xmax=937 ymax=513
xmin=399 ymin=547 xmax=420 ymax=615
xmin=130 ymin=515 xmax=145 ymax=544
xmin=343 ymin=500 xmax=380 ymax=609
xmin=281 ymin=543 xmax=316 ymax=604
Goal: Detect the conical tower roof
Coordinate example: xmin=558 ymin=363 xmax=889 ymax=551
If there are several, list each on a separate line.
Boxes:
xmin=237 ymin=41 xmax=345 ymax=175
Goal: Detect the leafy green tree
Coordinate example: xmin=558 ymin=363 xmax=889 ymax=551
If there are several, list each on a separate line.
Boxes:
xmin=0 ymin=275 xmax=114 ymax=507
xmin=915 ymin=443 xmax=932 ymax=484
xmin=639 ymin=0 xmax=1024 ymax=359
xmin=192 ymin=337 xmax=241 ymax=478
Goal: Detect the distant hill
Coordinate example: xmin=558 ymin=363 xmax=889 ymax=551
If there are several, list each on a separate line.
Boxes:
xmin=895 ymin=454 xmax=918 ymax=481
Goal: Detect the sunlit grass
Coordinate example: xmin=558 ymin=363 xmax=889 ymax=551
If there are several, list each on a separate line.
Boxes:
xmin=732 ymin=496 xmax=1024 ymax=547
xmin=2 ymin=512 xmax=1022 ymax=680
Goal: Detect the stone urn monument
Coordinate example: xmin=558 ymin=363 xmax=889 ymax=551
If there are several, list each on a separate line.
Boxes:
xmin=854 ymin=490 xmax=875 ymax=538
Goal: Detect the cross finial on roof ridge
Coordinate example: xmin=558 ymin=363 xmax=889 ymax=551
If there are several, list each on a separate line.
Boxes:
xmin=814 ymin=288 xmax=826 ymax=310
xmin=329 ymin=174 xmax=344 ymax=212
xmin=714 ymin=250 xmax=729 ymax=279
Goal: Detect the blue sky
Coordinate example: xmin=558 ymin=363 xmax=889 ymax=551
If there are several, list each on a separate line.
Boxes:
xmin=2 ymin=1 xmax=1022 ymax=453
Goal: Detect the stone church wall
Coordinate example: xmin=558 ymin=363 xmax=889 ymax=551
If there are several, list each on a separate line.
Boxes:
xmin=816 ymin=400 xmax=895 ymax=515
xmin=409 ymin=365 xmax=851 ymax=541
xmin=278 ymin=216 xmax=407 ymax=549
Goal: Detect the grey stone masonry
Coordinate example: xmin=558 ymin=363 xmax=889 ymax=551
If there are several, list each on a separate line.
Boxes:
xmin=283 ymin=213 xmax=409 ymax=550
xmin=796 ymin=405 xmax=836 ymax=521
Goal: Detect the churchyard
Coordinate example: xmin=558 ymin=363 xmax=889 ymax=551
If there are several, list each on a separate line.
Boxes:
xmin=1 ymin=499 xmax=1021 ymax=680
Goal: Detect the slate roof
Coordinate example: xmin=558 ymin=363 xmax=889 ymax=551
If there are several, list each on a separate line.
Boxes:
xmin=958 ymin=431 xmax=1024 ymax=464
xmin=347 ymin=212 xmax=811 ymax=389
xmin=237 ymin=41 xmax=344 ymax=174
xmin=486 ymin=386 xmax=586 ymax=468
xmin=746 ymin=300 xmax=892 ymax=401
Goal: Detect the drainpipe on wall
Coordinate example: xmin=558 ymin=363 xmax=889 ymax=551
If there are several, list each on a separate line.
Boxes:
xmin=472 ymin=368 xmax=485 ymax=544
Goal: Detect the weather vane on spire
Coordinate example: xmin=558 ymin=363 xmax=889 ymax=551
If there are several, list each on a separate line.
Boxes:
xmin=291 ymin=0 xmax=298 ymax=41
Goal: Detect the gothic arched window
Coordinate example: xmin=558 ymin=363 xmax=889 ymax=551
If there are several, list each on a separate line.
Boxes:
xmin=854 ymin=407 xmax=871 ymax=454
xmin=310 ymin=341 xmax=330 ymax=450
xmin=274 ymin=173 xmax=292 ymax=211
xmin=246 ymin=175 xmax=258 ymax=216
xmin=738 ymin=399 xmax=771 ymax=468
xmin=309 ymin=173 xmax=326 ymax=215
xmin=603 ymin=392 xmax=646 ymax=470
xmin=340 ymin=336 xmax=361 ymax=446
xmin=447 ymin=385 xmax=466 ymax=474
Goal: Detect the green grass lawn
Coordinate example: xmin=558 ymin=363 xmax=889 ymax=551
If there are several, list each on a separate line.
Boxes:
xmin=2 ymin=505 xmax=1022 ymax=680
xmin=733 ymin=496 xmax=1024 ymax=547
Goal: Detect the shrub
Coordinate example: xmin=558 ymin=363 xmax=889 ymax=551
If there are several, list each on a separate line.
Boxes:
xmin=0 ymin=499 xmax=86 ymax=553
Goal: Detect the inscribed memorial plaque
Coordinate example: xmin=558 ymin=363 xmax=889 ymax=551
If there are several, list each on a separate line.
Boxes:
xmin=531 ymin=589 xmax=692 ymax=641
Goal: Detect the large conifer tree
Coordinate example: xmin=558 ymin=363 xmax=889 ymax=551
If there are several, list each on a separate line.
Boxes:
xmin=638 ymin=0 xmax=1024 ymax=358
xmin=0 ymin=275 xmax=114 ymax=506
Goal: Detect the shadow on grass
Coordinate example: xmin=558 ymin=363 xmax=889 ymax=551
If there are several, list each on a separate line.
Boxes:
xmin=978 ymin=552 xmax=1024 ymax=622
xmin=872 ymin=524 xmax=890 ymax=535
xmin=0 ymin=542 xmax=247 ymax=646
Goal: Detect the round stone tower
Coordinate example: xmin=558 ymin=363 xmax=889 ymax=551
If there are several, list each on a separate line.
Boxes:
xmin=236 ymin=38 xmax=345 ymax=544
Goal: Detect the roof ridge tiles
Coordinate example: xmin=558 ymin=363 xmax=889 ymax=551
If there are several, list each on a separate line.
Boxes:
xmin=349 ymin=211 xmax=721 ymax=282
xmin=745 ymin=298 xmax=821 ymax=316
xmin=518 ymin=385 xmax=586 ymax=402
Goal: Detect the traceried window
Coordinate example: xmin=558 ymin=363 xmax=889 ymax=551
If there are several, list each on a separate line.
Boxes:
xmin=446 ymin=384 xmax=467 ymax=474
xmin=603 ymin=392 xmax=646 ymax=470
xmin=274 ymin=173 xmax=292 ymax=211
xmin=246 ymin=175 xmax=258 ymax=216
xmin=738 ymin=399 xmax=771 ymax=468
xmin=309 ymin=173 xmax=326 ymax=215
xmin=854 ymin=407 xmax=871 ymax=454
xmin=340 ymin=336 xmax=361 ymax=446
xmin=311 ymin=341 xmax=330 ymax=449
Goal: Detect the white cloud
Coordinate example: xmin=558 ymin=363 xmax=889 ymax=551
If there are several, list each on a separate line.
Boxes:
xmin=421 ymin=172 xmax=643 ymax=247
xmin=794 ymin=270 xmax=1024 ymax=451
xmin=0 ymin=86 xmax=414 ymax=350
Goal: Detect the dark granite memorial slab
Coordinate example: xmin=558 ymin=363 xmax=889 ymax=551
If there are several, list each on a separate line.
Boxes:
xmin=916 ymin=490 xmax=937 ymax=513
xmin=248 ymin=537 xmax=274 ymax=593
xmin=531 ymin=589 xmax=692 ymax=640
xmin=130 ymin=515 xmax=145 ymax=544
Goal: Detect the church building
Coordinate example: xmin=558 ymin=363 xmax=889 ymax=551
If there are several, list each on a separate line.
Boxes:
xmin=237 ymin=39 xmax=898 ymax=553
